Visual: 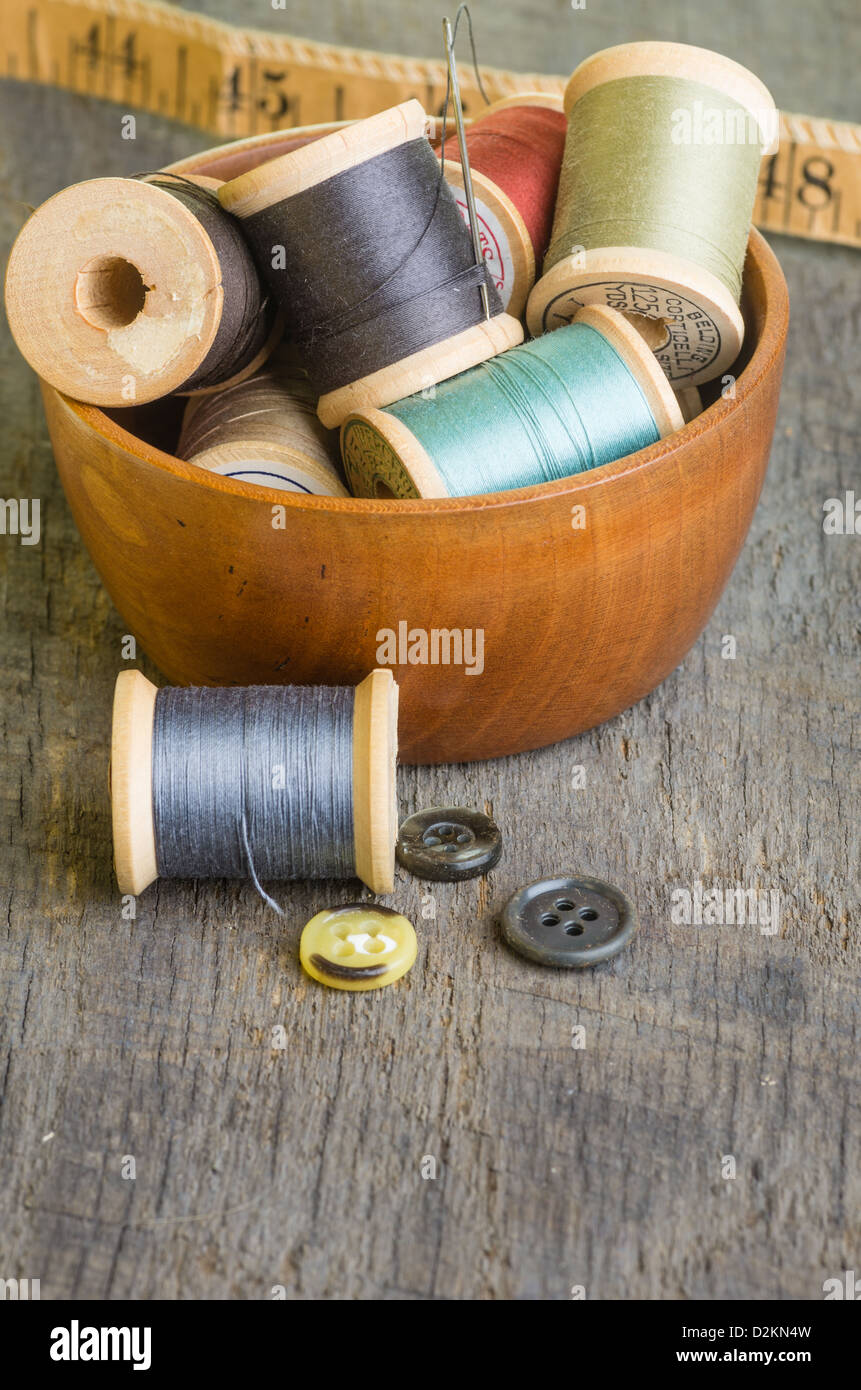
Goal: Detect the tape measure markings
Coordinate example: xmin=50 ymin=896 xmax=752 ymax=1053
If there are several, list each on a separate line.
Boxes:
xmin=2 ymin=0 xmax=859 ymax=247
xmin=755 ymin=110 xmax=861 ymax=247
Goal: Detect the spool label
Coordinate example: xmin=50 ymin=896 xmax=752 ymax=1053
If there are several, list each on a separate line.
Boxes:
xmin=342 ymin=421 xmax=418 ymax=500
xmin=451 ymin=192 xmax=514 ymax=311
xmin=539 ymin=280 xmax=727 ymax=384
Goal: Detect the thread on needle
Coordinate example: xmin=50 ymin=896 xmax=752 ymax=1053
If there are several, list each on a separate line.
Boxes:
xmin=441 ymin=6 xmax=491 ymax=319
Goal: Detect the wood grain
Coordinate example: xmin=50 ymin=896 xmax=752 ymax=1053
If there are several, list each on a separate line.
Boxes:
xmin=0 ymin=0 xmax=858 ymax=1303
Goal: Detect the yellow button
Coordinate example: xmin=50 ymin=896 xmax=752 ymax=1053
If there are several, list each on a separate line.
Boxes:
xmin=299 ymin=904 xmax=417 ymax=991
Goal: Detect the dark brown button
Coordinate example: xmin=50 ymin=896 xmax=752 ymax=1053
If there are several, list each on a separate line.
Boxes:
xmin=501 ymin=876 xmax=637 ymax=967
xmin=396 ymin=807 xmax=502 ymax=881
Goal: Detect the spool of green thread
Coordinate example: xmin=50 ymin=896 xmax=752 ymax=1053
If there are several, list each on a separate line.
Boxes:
xmin=340 ymin=304 xmax=684 ymax=500
xmin=527 ymin=42 xmax=777 ymax=387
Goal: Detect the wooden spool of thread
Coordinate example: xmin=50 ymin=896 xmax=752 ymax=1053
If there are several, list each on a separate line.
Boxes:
xmin=218 ymin=101 xmax=523 ymax=428
xmin=5 ymin=173 xmax=281 ymax=407
xmin=527 ymin=43 xmax=777 ymax=384
xmin=177 ymin=363 xmax=348 ymax=495
xmin=340 ymin=305 xmax=683 ymax=500
xmin=111 ymin=668 xmax=399 ymax=897
xmin=437 ymin=93 xmax=567 ymax=318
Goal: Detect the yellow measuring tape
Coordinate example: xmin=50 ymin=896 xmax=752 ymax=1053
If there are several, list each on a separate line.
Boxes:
xmin=2 ymin=0 xmax=859 ymax=248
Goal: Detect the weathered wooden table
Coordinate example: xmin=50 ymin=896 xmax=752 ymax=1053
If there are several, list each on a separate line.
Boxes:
xmin=1 ymin=0 xmax=857 ymax=1300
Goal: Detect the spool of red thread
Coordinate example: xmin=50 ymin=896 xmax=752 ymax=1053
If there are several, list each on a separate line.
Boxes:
xmin=437 ymin=93 xmax=567 ymax=318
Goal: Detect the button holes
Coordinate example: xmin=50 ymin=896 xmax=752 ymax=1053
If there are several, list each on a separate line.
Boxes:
xmin=501 ymin=877 xmax=635 ymax=969
xmin=334 ymin=942 xmax=353 ymax=956
xmin=398 ymin=808 xmax=498 ymax=883
xmin=423 ymin=821 xmax=466 ymax=847
xmin=366 ymin=939 xmax=387 ymax=954
xmin=334 ymin=926 xmax=351 ymax=939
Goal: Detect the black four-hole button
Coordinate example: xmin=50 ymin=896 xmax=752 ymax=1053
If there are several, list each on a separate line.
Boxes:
xmin=501 ymin=875 xmax=637 ymax=967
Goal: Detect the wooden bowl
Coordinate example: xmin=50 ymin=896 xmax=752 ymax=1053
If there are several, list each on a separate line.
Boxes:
xmin=38 ymin=125 xmax=789 ymax=764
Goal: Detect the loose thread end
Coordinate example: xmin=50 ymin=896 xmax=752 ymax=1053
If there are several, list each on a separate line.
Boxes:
xmin=240 ymin=813 xmax=285 ymax=916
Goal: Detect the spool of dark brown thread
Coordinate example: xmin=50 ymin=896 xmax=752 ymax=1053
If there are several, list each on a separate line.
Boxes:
xmin=5 ymin=172 xmax=281 ymax=407
xmin=218 ymin=101 xmax=523 ymax=428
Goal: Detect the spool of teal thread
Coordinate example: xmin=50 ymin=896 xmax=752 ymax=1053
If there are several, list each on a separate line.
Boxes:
xmin=340 ymin=305 xmax=684 ymax=499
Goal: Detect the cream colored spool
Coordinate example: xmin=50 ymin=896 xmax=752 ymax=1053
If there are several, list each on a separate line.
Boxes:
xmin=110 ymin=668 xmax=399 ymax=897
xmin=340 ymin=304 xmax=684 ymax=501
xmin=177 ymin=368 xmax=348 ymax=495
xmin=5 ymin=173 xmax=280 ymax=408
xmin=440 ymin=93 xmax=564 ymax=318
xmin=526 ymin=43 xmax=778 ymax=386
xmin=183 ymin=440 xmax=346 ymax=495
xmin=675 ymin=385 xmax=703 ymax=423
xmin=218 ymin=100 xmax=524 ymax=428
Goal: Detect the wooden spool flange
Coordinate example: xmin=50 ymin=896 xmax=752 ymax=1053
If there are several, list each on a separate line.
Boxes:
xmin=5 ymin=174 xmax=280 ymax=407
xmin=675 ymin=385 xmax=704 ymax=423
